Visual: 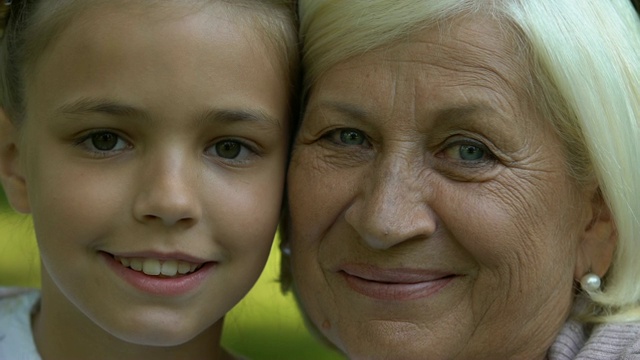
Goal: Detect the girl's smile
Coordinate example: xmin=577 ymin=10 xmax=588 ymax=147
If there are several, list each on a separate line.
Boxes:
xmin=102 ymin=252 xmax=216 ymax=297
xmin=113 ymin=256 xmax=205 ymax=277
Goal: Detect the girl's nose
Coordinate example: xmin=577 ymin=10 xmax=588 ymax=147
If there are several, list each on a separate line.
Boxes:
xmin=132 ymin=153 xmax=202 ymax=228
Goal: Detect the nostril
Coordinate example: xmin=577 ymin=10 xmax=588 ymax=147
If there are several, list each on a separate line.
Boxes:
xmin=346 ymin=194 xmax=437 ymax=250
xmin=133 ymin=187 xmax=201 ymax=227
xmin=136 ymin=208 xmax=198 ymax=227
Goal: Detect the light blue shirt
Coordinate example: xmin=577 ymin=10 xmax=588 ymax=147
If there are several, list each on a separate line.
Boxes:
xmin=0 ymin=288 xmax=41 ymax=360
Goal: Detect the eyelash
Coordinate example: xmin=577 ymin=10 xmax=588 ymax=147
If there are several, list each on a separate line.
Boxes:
xmin=321 ymin=128 xmax=372 ymax=148
xmin=439 ymin=138 xmax=497 ymax=166
xmin=74 ymin=130 xmax=132 ymax=158
xmin=74 ymin=131 xmax=259 ymax=166
xmin=330 ymin=130 xmax=497 ymax=167
xmin=205 ymin=138 xmax=259 ymax=165
xmin=319 ymin=129 xmax=494 ymax=159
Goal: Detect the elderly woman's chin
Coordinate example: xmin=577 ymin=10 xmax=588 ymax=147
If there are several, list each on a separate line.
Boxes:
xmin=291 ymin=266 xmax=570 ymax=359
xmin=291 ymin=253 xmax=575 ymax=359
xmin=286 ymin=8 xmax=618 ymax=360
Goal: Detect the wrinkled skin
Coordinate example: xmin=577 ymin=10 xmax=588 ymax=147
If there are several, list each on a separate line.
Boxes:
xmin=287 ymin=16 xmax=613 ymax=360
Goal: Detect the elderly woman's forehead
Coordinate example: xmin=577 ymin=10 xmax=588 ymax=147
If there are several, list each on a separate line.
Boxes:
xmin=324 ymin=15 xmax=530 ymax=99
xmin=391 ymin=16 xmax=523 ymax=67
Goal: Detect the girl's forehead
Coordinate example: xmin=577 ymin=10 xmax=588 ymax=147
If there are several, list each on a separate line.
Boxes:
xmin=27 ymin=1 xmax=264 ymax=82
xmin=2 ymin=0 xmax=296 ymax=127
xmin=24 ymin=0 xmax=290 ymax=128
xmin=26 ymin=0 xmax=286 ymax=80
xmin=24 ymin=0 xmax=257 ymax=67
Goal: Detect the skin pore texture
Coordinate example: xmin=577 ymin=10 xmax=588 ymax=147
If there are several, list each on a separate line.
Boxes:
xmin=0 ymin=2 xmax=289 ymax=359
xmin=287 ymin=15 xmax=613 ymax=360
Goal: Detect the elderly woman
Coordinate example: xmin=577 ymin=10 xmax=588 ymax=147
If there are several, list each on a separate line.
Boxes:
xmin=281 ymin=0 xmax=640 ymax=359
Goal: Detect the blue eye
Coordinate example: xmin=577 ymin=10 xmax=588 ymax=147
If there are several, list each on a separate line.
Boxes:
xmin=459 ymin=144 xmax=485 ymax=161
xmin=339 ymin=129 xmax=366 ymax=145
xmin=442 ymin=139 xmax=493 ymax=164
xmin=323 ymin=128 xmax=369 ymax=147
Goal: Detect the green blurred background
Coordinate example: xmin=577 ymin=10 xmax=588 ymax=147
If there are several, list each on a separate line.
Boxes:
xmin=0 ymin=189 xmax=344 ymax=359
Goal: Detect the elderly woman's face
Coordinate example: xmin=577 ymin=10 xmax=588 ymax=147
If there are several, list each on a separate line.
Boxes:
xmin=287 ymin=17 xmax=599 ymax=359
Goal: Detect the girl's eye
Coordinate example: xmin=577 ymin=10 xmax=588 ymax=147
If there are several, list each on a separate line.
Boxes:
xmin=206 ymin=139 xmax=256 ymax=164
xmin=215 ymin=140 xmax=243 ymax=159
xmin=76 ymin=131 xmax=130 ymax=155
xmin=91 ymin=132 xmax=119 ymax=151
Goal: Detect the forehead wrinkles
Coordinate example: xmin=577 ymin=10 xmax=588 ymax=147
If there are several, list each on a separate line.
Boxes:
xmin=377 ymin=18 xmax=530 ymax=111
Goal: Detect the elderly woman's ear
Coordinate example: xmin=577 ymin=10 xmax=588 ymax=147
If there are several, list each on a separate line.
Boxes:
xmin=575 ymin=188 xmax=617 ymax=280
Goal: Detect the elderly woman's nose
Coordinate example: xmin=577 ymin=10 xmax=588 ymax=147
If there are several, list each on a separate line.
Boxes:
xmin=345 ymin=156 xmax=437 ymax=249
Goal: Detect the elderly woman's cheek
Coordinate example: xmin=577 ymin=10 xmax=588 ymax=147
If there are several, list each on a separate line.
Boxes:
xmin=289 ymin=140 xmax=369 ymax=199
xmin=481 ymin=176 xmax=580 ymax=291
xmin=288 ymin=144 xmax=353 ymax=237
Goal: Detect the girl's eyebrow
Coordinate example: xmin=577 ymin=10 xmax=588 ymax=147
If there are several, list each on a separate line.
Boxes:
xmin=196 ymin=108 xmax=284 ymax=130
xmin=58 ymin=97 xmax=149 ymax=120
xmin=56 ymin=97 xmax=283 ymax=129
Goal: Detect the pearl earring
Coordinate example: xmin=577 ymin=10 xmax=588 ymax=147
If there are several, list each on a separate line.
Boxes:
xmin=580 ymin=273 xmax=601 ymax=292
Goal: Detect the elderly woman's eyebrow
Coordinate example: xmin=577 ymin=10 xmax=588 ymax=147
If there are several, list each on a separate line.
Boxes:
xmin=307 ymin=100 xmax=369 ymax=121
xmin=311 ymin=100 xmax=500 ymax=123
xmin=435 ymin=104 xmax=500 ymax=122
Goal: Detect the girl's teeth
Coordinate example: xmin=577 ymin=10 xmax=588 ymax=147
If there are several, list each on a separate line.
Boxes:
xmin=116 ymin=256 xmax=200 ymax=277
xmin=160 ymin=260 xmax=178 ymax=276
xmin=142 ymin=259 xmax=161 ymax=275
xmin=130 ymin=258 xmax=143 ymax=271
xmin=178 ymin=262 xmax=191 ymax=275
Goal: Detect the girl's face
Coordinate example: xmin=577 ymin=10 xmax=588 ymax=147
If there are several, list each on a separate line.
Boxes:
xmin=3 ymin=1 xmax=289 ymax=353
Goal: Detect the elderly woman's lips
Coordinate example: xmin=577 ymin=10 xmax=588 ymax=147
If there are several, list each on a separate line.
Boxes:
xmin=338 ymin=265 xmax=457 ymax=301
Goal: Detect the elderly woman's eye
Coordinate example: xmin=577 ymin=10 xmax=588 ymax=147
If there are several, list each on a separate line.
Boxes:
xmin=322 ymin=128 xmax=369 ymax=147
xmin=339 ymin=129 xmax=366 ymax=145
xmin=442 ymin=140 xmax=494 ymax=163
xmin=459 ymin=144 xmax=485 ymax=161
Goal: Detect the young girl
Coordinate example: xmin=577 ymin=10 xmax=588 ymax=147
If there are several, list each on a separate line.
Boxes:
xmin=0 ymin=0 xmax=298 ymax=359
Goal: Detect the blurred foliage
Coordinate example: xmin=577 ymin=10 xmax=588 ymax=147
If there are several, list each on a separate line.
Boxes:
xmin=0 ymin=195 xmax=344 ymax=360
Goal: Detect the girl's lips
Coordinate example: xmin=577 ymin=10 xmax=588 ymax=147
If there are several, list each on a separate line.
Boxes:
xmin=338 ymin=264 xmax=458 ymax=301
xmin=100 ymin=252 xmax=216 ymax=297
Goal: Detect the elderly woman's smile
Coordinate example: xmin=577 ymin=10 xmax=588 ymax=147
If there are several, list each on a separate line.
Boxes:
xmin=337 ymin=264 xmax=459 ymax=301
xmin=287 ymin=15 xmax=606 ymax=359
